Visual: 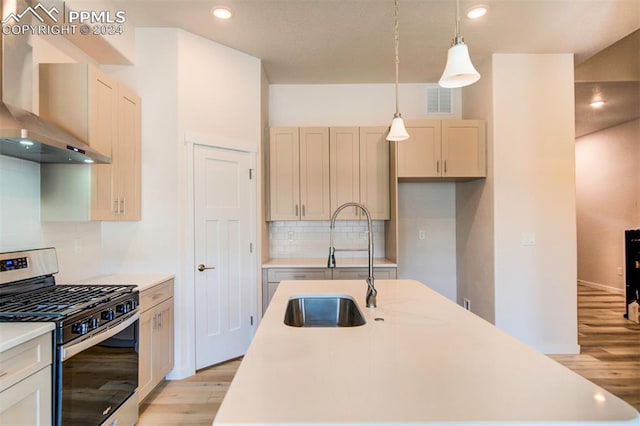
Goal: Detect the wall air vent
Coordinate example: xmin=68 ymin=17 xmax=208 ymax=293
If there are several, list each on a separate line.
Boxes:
xmin=426 ymin=86 xmax=453 ymax=114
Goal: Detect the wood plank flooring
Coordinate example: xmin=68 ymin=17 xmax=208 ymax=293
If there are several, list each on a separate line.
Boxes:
xmin=138 ymin=284 xmax=639 ymax=425
xmin=550 ymin=285 xmax=640 ymax=411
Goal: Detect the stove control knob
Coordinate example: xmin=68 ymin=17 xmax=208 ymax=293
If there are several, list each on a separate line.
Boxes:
xmin=72 ymin=322 xmax=89 ymax=335
xmin=88 ymin=318 xmax=99 ymax=330
xmin=117 ymin=302 xmax=130 ymax=314
xmin=101 ymin=309 xmax=115 ymax=321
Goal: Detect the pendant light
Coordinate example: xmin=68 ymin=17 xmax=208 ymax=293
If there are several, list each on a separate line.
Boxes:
xmin=439 ymin=0 xmax=480 ymax=88
xmin=387 ymin=0 xmax=410 ymax=142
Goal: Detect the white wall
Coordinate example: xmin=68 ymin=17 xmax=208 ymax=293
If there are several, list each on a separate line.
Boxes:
xmin=492 ymin=54 xmax=578 ymax=354
xmin=575 ymin=118 xmax=640 ymax=292
xmin=269 ymin=83 xmax=461 ymax=127
xmin=398 ymin=183 xmax=457 ymax=301
xmin=100 ymin=28 xmax=262 ymax=379
xmin=457 ymin=57 xmax=496 ymax=322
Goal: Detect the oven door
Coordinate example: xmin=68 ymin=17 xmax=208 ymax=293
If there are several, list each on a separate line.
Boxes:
xmin=59 ymin=312 xmax=139 ymax=426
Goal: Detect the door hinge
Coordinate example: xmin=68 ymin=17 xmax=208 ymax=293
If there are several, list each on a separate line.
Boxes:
xmin=250 ymin=315 xmax=254 ymax=326
xmin=249 ymin=168 xmax=254 ymax=180
xmin=249 ymin=242 xmax=253 ymax=253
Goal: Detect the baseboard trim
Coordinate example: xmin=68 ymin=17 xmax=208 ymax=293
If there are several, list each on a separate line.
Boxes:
xmin=578 ymin=280 xmax=625 ymax=295
xmin=537 ymin=344 xmax=581 ymax=355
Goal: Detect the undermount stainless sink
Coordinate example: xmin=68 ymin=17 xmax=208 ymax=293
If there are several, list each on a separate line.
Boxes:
xmin=284 ymin=294 xmax=366 ymax=327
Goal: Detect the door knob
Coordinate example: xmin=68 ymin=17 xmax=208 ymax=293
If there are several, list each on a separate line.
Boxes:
xmin=197 ymin=264 xmax=216 ymax=272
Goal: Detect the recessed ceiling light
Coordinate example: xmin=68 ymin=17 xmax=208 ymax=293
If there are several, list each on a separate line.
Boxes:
xmin=590 ymin=100 xmax=607 ymax=108
xmin=212 ymin=6 xmax=232 ymax=20
xmin=466 ymin=5 xmax=488 ymax=19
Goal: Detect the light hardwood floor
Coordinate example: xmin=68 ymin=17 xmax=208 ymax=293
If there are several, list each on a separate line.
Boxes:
xmin=138 ymin=284 xmax=639 ymax=425
xmin=550 ymin=285 xmax=640 ymax=411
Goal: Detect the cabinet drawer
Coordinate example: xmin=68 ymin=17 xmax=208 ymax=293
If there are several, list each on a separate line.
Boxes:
xmin=332 ymin=268 xmax=397 ymax=280
xmin=266 ymin=268 xmax=332 ymax=282
xmin=0 ymin=333 xmax=52 ymax=393
xmin=140 ymin=280 xmax=174 ymax=312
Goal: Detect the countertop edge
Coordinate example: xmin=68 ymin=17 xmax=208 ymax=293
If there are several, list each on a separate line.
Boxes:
xmin=0 ymin=323 xmax=55 ymax=353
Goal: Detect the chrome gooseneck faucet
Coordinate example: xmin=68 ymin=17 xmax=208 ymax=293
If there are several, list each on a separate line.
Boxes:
xmin=328 ymin=202 xmax=377 ymax=308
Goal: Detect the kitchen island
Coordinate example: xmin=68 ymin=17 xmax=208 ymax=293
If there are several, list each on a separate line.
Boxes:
xmin=214 ymin=279 xmax=640 ymax=425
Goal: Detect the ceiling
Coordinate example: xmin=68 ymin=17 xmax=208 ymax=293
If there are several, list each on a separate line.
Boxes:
xmin=107 ymin=1 xmax=640 ymax=135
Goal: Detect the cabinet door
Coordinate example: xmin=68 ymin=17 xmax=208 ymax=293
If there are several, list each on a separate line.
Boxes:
xmin=153 ymin=298 xmax=174 ymax=384
xmin=0 ymin=367 xmax=52 ymax=426
xmin=399 ymin=121 xmax=441 ymax=178
xmin=299 ymin=128 xmax=331 ymax=220
xmin=269 ymin=128 xmax=301 ymax=220
xmin=441 ymin=120 xmax=486 ymax=177
xmin=359 ymin=127 xmax=390 ymax=220
xmin=137 ymin=309 xmax=154 ymax=402
xmin=330 ymin=127 xmax=361 ymax=219
xmin=89 ymin=69 xmax=118 ymax=220
xmin=116 ymin=87 xmax=142 ymax=220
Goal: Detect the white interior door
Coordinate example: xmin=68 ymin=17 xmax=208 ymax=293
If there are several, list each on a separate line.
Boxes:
xmin=194 ymin=145 xmax=255 ymax=369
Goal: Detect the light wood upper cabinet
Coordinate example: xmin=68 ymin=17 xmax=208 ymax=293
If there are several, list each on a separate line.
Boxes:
xmin=329 ymin=127 xmax=360 ymax=220
xmin=359 ymin=127 xmax=390 ymax=220
xmin=398 ymin=119 xmax=486 ymax=180
xmin=329 ymin=127 xmax=390 ymax=220
xmin=441 ymin=120 xmax=486 ymax=178
xmin=268 ymin=127 xmax=330 ymax=220
xmin=397 ymin=120 xmax=441 ymax=178
xmin=39 ymin=63 xmax=141 ymax=221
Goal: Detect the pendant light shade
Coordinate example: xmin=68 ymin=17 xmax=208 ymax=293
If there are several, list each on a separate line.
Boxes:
xmin=439 ymin=40 xmax=480 ymax=88
xmin=387 ymin=0 xmax=409 ymax=142
xmin=439 ymin=0 xmax=480 ymax=89
xmin=387 ymin=114 xmax=410 ymax=141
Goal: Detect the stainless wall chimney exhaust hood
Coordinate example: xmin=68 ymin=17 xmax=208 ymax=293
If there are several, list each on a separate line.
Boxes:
xmin=0 ymin=16 xmax=110 ymax=164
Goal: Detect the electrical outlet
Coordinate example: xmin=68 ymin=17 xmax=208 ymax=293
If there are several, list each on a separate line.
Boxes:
xmin=463 ymin=298 xmax=471 ymax=311
xmin=617 ymin=266 xmax=623 ymax=276
xmin=288 ymin=231 xmax=294 ymax=242
xmin=418 ymin=230 xmax=426 ymax=240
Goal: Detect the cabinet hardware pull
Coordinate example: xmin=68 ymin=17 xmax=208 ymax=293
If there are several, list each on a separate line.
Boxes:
xmin=198 ymin=264 xmax=216 ymax=272
xmin=302 ymin=204 xmax=306 ymax=217
xmin=120 ymin=198 xmax=126 ymax=215
xmin=436 ymin=160 xmax=440 ymax=174
xmin=295 ymin=204 xmax=299 ymax=217
xmin=114 ymin=198 xmax=119 ymax=214
xmin=292 ymin=275 xmax=306 ymax=279
xmin=153 ymin=314 xmax=157 ymax=330
xmin=0 ymin=371 xmax=7 ymax=378
xmin=159 ymin=312 xmax=163 ymax=328
xmin=444 ymin=160 xmax=447 ymax=174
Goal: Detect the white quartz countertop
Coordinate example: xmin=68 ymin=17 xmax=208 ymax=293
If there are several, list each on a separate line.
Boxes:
xmin=68 ymin=273 xmax=174 ymax=292
xmin=262 ymin=258 xmax=397 ymax=268
xmin=214 ymin=279 xmax=640 ymax=425
xmin=0 ymin=322 xmax=55 ymax=353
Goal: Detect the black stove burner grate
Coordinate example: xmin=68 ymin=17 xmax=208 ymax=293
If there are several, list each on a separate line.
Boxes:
xmin=0 ymin=284 xmax=136 ymax=318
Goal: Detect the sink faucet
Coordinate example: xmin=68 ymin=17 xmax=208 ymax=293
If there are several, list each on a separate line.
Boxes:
xmin=327 ymin=202 xmax=377 ymax=308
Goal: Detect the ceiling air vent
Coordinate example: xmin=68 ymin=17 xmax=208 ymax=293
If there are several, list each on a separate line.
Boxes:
xmin=426 ymin=87 xmax=452 ymax=114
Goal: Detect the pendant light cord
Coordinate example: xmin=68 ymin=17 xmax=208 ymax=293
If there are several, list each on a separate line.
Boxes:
xmin=394 ymin=0 xmax=400 ymax=116
xmin=454 ymin=0 xmax=462 ymax=44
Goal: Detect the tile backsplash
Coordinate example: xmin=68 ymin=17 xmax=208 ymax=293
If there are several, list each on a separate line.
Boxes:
xmin=269 ymin=220 xmax=386 ymax=259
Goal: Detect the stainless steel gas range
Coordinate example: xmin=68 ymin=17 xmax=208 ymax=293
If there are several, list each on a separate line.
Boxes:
xmin=0 ymin=248 xmax=139 ymax=426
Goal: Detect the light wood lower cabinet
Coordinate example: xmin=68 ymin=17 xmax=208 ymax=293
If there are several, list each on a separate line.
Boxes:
xmin=262 ymin=267 xmax=397 ymax=313
xmin=0 ymin=333 xmax=52 ymax=426
xmin=138 ymin=280 xmax=174 ymax=403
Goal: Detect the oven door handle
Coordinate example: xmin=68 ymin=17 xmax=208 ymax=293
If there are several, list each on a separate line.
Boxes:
xmin=61 ymin=312 xmax=140 ymax=362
